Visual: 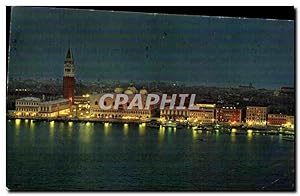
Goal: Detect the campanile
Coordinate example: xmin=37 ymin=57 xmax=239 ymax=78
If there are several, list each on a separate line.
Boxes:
xmin=63 ymin=48 xmax=75 ymax=104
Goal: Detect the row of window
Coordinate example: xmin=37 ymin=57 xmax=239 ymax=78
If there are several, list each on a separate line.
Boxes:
xmin=91 ymin=110 xmax=150 ymax=115
xmin=161 ymin=110 xmax=188 ymax=115
xmin=16 ymin=108 xmax=38 ymax=112
xmin=40 ymin=107 xmax=50 ymax=112
xmin=16 ymin=101 xmax=39 ymax=106
xmin=96 ymin=114 xmax=150 ymax=119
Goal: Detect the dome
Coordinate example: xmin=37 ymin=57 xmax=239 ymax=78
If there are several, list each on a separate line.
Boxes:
xmin=114 ymin=87 xmax=124 ymax=93
xmin=127 ymin=86 xmax=138 ymax=94
xmin=139 ymin=89 xmax=148 ymax=95
xmin=124 ymin=89 xmax=134 ymax=94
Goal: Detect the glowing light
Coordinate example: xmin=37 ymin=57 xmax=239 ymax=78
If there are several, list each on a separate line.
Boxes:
xmin=15 ymin=119 xmax=21 ymax=128
xmin=124 ymin=123 xmax=128 ymax=127
xmin=68 ymin=121 xmax=73 ymax=126
xmin=50 ymin=121 xmax=55 ymax=128
xmin=231 ymin=128 xmax=237 ymax=133
xmin=247 ymin=129 xmax=253 ymax=134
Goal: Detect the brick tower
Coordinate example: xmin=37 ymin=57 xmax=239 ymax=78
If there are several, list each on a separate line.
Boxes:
xmin=63 ymin=47 xmax=75 ymax=104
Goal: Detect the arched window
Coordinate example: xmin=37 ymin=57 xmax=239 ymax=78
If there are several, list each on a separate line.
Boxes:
xmin=95 ymin=101 xmax=98 ymax=105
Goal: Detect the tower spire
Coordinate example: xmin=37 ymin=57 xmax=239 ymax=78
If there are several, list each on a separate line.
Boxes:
xmin=65 ymin=41 xmax=73 ymax=61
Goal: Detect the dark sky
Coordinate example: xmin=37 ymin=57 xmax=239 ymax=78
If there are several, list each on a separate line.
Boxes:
xmin=8 ymin=7 xmax=294 ymax=88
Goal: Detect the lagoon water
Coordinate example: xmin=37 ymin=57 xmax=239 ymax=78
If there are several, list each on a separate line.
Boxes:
xmin=7 ymin=119 xmax=295 ymax=191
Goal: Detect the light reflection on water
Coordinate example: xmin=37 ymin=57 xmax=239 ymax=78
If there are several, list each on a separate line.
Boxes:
xmin=138 ymin=124 xmax=146 ymax=137
xmin=192 ymin=130 xmax=198 ymax=141
xmin=231 ymin=132 xmax=236 ymax=143
xmin=104 ymin=122 xmax=112 ymax=136
xmin=15 ymin=119 xmax=21 ymax=130
xmin=158 ymin=125 xmax=165 ymax=142
xmin=79 ymin=122 xmax=94 ymax=144
xmin=123 ymin=123 xmax=129 ymax=137
xmin=247 ymin=129 xmax=253 ymax=142
xmin=7 ymin=119 xmax=295 ymax=191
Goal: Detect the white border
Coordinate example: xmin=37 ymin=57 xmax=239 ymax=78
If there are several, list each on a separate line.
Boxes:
xmin=2 ymin=2 xmax=298 ymax=195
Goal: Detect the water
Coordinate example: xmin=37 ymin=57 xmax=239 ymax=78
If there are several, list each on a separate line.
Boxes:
xmin=7 ymin=119 xmax=295 ymax=191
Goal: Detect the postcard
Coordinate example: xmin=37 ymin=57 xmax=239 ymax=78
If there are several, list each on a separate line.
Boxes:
xmin=6 ymin=7 xmax=295 ymax=191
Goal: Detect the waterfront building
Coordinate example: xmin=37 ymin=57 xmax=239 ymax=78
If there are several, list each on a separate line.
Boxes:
xmin=90 ymin=86 xmax=154 ymax=121
xmin=39 ymin=99 xmax=71 ymax=118
xmin=188 ymin=108 xmax=215 ymax=125
xmin=246 ymin=106 xmax=267 ymax=126
xmin=63 ymin=47 xmax=75 ymax=104
xmin=73 ymin=94 xmax=91 ymax=117
xmin=216 ymin=106 xmax=242 ymax=125
xmin=160 ymin=107 xmax=189 ymax=122
xmin=15 ymin=97 xmax=41 ymax=117
xmin=285 ymin=115 xmax=295 ymax=129
xmin=267 ymin=114 xmax=287 ymax=126
xmin=187 ymin=103 xmax=216 ymax=125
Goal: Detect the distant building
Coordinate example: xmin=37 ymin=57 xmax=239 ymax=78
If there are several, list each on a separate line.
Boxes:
xmin=246 ymin=106 xmax=267 ymax=126
xmin=160 ymin=107 xmax=189 ymax=122
xmin=15 ymin=97 xmax=70 ymax=118
xmin=74 ymin=95 xmax=90 ymax=109
xmin=188 ymin=104 xmax=216 ymax=125
xmin=239 ymin=83 xmax=254 ymax=90
xmin=285 ymin=115 xmax=294 ymax=129
xmin=267 ymin=114 xmax=287 ymax=126
xmin=90 ymin=85 xmax=154 ymax=121
xmin=63 ymin=47 xmax=75 ymax=104
xmin=216 ymin=106 xmax=242 ymax=125
xmin=280 ymin=87 xmax=294 ymax=94
xmin=39 ymin=99 xmax=71 ymax=117
xmin=15 ymin=97 xmax=41 ymax=117
xmin=274 ymin=87 xmax=294 ymax=96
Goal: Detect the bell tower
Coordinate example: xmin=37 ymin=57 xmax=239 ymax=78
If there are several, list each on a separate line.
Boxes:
xmin=63 ymin=47 xmax=75 ymax=104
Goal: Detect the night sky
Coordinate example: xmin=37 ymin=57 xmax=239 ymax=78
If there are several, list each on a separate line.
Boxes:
xmin=8 ymin=7 xmax=294 ymax=89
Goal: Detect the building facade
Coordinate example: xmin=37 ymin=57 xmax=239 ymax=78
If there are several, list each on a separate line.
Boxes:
xmin=63 ymin=48 xmax=75 ymax=104
xmin=39 ymin=99 xmax=71 ymax=117
xmin=15 ymin=97 xmax=41 ymax=117
xmin=188 ymin=108 xmax=215 ymax=125
xmin=246 ymin=106 xmax=267 ymax=126
xmin=90 ymin=89 xmax=154 ymax=121
xmin=216 ymin=107 xmax=242 ymax=125
xmin=267 ymin=114 xmax=287 ymax=126
xmin=285 ymin=116 xmax=295 ymax=129
xmin=160 ymin=107 xmax=189 ymax=122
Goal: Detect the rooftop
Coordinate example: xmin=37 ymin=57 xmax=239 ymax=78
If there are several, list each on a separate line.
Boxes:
xmin=16 ymin=97 xmax=40 ymax=102
xmin=40 ymin=99 xmax=70 ymax=105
